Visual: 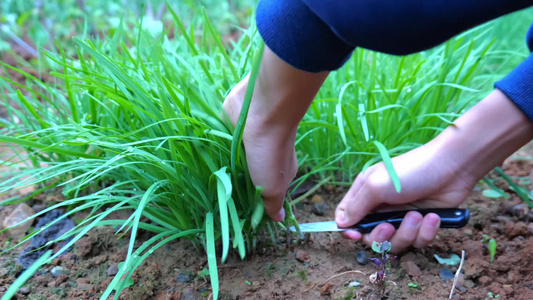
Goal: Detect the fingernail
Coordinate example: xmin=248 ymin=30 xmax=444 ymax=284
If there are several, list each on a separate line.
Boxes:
xmin=407 ymin=213 xmax=422 ymax=227
xmin=378 ymin=228 xmax=390 ymax=242
xmin=428 ymin=214 xmax=440 ymax=227
xmin=274 ymin=208 xmax=286 ymax=222
xmin=336 ymin=210 xmax=346 ymax=224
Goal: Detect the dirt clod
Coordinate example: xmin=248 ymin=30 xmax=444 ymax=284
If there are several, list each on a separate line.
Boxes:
xmin=510 ymin=221 xmax=530 ymax=238
xmin=295 ymin=251 xmax=310 ymax=263
xmin=402 ymin=261 xmax=422 ymax=277
xmin=180 ymin=288 xmax=200 ymax=300
xmin=76 ymin=278 xmax=94 ymax=291
xmin=320 ymin=283 xmax=334 ymax=296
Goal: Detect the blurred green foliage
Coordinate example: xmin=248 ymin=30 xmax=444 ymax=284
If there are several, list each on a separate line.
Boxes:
xmin=0 ymin=0 xmax=257 ymax=57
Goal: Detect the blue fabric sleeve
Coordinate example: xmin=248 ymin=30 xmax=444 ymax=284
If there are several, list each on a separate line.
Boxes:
xmin=495 ymin=23 xmax=533 ymax=121
xmin=256 ymin=0 xmax=533 ymax=72
xmin=256 ymin=0 xmax=354 ymax=72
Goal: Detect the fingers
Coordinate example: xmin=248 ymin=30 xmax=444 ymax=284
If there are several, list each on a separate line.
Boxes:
xmin=413 ymin=213 xmax=440 ymax=249
xmin=335 ymin=172 xmax=380 ymax=228
xmin=386 ymin=211 xmax=423 ymax=253
xmin=263 ymin=194 xmax=286 ymax=222
xmin=361 ymin=223 xmax=396 ymax=244
xmin=357 ymin=212 xmax=441 ymax=253
xmin=340 ymin=230 xmax=363 ymax=241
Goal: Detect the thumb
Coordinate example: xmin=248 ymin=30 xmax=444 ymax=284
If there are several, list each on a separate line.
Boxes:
xmin=263 ymin=194 xmax=286 ymax=222
xmin=335 ymin=176 xmax=381 ymax=228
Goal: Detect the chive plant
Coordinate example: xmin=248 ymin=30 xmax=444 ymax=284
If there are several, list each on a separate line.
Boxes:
xmin=0 ymin=9 xmax=286 ymax=299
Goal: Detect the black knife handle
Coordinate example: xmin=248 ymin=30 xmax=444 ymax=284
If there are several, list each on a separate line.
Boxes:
xmin=347 ymin=208 xmax=470 ymax=234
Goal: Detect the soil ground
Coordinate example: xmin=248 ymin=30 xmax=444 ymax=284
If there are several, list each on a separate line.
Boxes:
xmin=1 ymin=145 xmax=533 ymax=300
xmin=1 ymin=38 xmax=533 ymax=300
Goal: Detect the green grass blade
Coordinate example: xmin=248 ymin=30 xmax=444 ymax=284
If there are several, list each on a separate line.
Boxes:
xmin=373 ymin=141 xmax=401 ymax=193
xmin=16 ymin=90 xmax=50 ymax=128
xmin=251 ymin=186 xmax=264 ymax=230
xmin=205 ymin=212 xmax=219 ymax=300
xmin=213 ymin=167 xmax=232 ymax=263
xmin=230 ymin=41 xmax=264 ymax=173
xmin=227 ymin=197 xmax=246 ymax=259
xmin=0 ymin=135 xmax=97 ymax=159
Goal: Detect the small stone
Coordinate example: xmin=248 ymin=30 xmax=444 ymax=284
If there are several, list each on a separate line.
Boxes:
xmin=177 ymin=272 xmax=194 ymax=283
xmin=296 ymin=251 xmax=310 ymax=263
xmin=107 ymin=263 xmax=119 ymax=276
xmin=311 ymin=195 xmax=324 ymax=204
xmin=3 ymin=203 xmax=35 ymax=239
xmin=32 ymin=204 xmax=46 ymax=213
xmin=464 ymin=280 xmax=475 ymax=288
xmin=463 ymin=229 xmax=473 ymax=236
xmin=355 ymin=250 xmax=368 ymax=265
xmin=348 ymin=280 xmax=361 ymax=288
xmin=312 ymin=202 xmax=327 ymax=216
xmin=76 ymin=278 xmax=94 ymax=291
xmin=0 ymin=268 xmax=8 ymax=278
xmin=181 ymin=288 xmax=200 ymax=300
xmin=439 ymin=268 xmax=455 ymax=282
xmin=19 ymin=286 xmax=30 ymax=295
xmin=326 ymin=185 xmax=335 ymax=192
xmin=505 ymin=204 xmax=529 ymax=217
xmin=402 ymin=261 xmax=422 ymax=277
xmin=252 ymin=281 xmax=260 ymax=286
xmin=51 ymin=266 xmax=65 ymax=277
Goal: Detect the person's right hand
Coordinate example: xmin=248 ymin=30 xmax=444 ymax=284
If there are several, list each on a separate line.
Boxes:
xmin=335 ymin=141 xmax=477 ymax=253
xmin=336 ymin=89 xmax=533 ymax=253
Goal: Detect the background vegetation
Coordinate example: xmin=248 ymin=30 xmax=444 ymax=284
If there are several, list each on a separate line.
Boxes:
xmin=1 ymin=1 xmax=532 ymax=299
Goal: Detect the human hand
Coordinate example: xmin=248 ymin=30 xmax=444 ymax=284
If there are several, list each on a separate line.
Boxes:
xmin=222 ymin=46 xmax=328 ymax=222
xmin=223 ymin=75 xmax=298 ymax=222
xmin=335 ymin=143 xmax=476 ymax=253
xmin=336 ymin=89 xmax=533 ymax=253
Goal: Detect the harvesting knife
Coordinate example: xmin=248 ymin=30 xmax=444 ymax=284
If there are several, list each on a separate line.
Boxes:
xmin=292 ymin=208 xmax=469 ymax=234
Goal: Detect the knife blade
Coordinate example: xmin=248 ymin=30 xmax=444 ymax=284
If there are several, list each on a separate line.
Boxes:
xmin=292 ymin=208 xmax=469 ymax=234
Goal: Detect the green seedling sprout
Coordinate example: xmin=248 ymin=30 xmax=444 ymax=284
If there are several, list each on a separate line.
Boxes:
xmin=481 ymin=234 xmax=490 ymax=243
xmin=434 ymin=254 xmax=461 ymax=266
xmin=488 ymin=292 xmax=501 ymax=298
xmin=369 ymin=241 xmax=395 ymax=284
xmin=408 ymin=282 xmax=420 ymax=289
xmin=488 ymin=238 xmax=497 ymax=263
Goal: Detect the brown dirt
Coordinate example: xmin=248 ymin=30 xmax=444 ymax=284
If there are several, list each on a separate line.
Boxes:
xmin=1 ymin=147 xmax=533 ymax=300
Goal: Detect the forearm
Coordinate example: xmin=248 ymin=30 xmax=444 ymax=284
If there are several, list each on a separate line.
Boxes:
xmin=249 ymin=46 xmax=329 ymax=134
xmin=431 ymin=89 xmax=533 ymax=181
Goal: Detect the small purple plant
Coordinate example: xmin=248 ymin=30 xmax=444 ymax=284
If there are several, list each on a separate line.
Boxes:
xmin=368 ymin=241 xmax=397 ymax=285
